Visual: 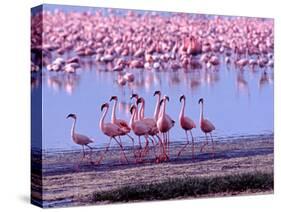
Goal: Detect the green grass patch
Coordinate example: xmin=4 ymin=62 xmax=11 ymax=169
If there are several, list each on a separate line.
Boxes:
xmin=92 ymin=172 xmax=273 ymax=202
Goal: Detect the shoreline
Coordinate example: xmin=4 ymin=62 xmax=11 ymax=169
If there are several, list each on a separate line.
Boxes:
xmin=31 ymin=133 xmax=274 ymax=207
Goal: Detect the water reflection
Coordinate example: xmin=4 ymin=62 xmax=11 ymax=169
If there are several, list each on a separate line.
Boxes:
xmin=33 ymin=59 xmax=273 ymax=150
xmin=46 ymin=74 xmax=80 ymax=95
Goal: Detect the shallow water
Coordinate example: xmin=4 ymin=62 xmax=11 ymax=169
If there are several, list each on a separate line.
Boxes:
xmin=31 ymin=57 xmax=273 ymax=150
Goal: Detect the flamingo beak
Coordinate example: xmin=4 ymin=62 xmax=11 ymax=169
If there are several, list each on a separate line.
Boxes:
xmin=66 ymin=113 xmax=75 ymax=119
xmin=159 ymin=99 xmax=164 ymax=106
xmin=136 ymin=98 xmax=142 ymax=105
xmin=101 ymin=103 xmax=108 ymax=111
xmin=129 ymin=105 xmax=135 ymax=114
xmin=130 ymin=93 xmax=138 ymax=99
xmin=109 ymin=96 xmax=117 ymax=101
xmin=198 ymin=98 xmax=203 ymax=104
xmin=180 ymin=95 xmax=185 ymax=102
xmin=153 ymin=90 xmax=160 ymax=96
xmin=165 ymin=96 xmax=170 ymax=101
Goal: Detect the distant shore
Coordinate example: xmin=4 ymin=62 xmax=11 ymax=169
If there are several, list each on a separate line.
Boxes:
xmin=31 ymin=133 xmax=273 ymax=208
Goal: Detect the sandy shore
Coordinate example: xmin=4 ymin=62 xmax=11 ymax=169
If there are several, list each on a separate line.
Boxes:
xmin=31 ymin=133 xmax=273 ymax=207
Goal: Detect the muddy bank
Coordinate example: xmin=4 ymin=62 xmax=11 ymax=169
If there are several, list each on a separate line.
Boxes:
xmin=31 ymin=134 xmax=274 ymax=207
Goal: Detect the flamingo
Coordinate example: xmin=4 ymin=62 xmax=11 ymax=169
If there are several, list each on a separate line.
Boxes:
xmin=198 ymin=98 xmax=216 ymax=158
xmin=177 ymin=95 xmax=196 ymax=159
xmin=98 ymin=103 xmax=129 ymax=164
xmin=153 ymin=90 xmax=161 ymax=121
xmin=186 ymin=36 xmax=202 ymax=56
xmin=109 ymin=96 xmax=134 ymax=142
xmin=129 ymin=105 xmax=151 ymax=161
xmin=66 ymin=114 xmax=94 ymax=160
xmin=136 ymin=97 xmax=161 ymax=158
xmin=153 ymin=90 xmax=169 ymax=159
xmin=110 ymin=95 xmax=136 ymax=159
xmin=157 ymin=95 xmax=175 ymax=158
xmin=130 ymin=93 xmax=139 ymax=120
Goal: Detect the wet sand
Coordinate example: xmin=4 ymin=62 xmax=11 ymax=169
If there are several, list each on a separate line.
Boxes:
xmin=31 ymin=133 xmax=273 ymax=207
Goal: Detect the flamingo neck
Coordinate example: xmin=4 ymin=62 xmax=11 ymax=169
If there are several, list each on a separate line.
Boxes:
xmin=154 ymin=95 xmax=160 ymax=121
xmin=161 ymin=99 xmax=166 ymax=118
xmin=180 ymin=99 xmax=185 ymax=120
xmin=71 ymin=118 xmax=76 ymax=139
xmin=139 ymin=100 xmax=145 ymax=120
xmin=100 ymin=107 xmax=108 ymax=131
xmin=111 ymin=99 xmax=117 ymax=123
xmin=200 ymin=102 xmax=204 ymax=122
xmin=129 ymin=108 xmax=136 ymax=128
xmin=135 ymin=103 xmax=139 ymax=121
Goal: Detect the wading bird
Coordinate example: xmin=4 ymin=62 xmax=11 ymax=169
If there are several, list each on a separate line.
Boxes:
xmin=129 ymin=105 xmax=152 ymax=161
xmin=98 ymin=103 xmax=129 ymax=164
xmin=66 ymin=113 xmax=94 ymax=160
xmin=137 ymin=97 xmax=160 ymax=158
xmin=153 ymin=90 xmax=161 ymax=121
xmin=177 ymin=95 xmax=196 ymax=159
xmin=198 ymin=98 xmax=216 ymax=157
xmin=109 ymin=96 xmax=134 ymax=142
xmin=157 ymin=96 xmax=175 ymax=158
xmin=130 ymin=93 xmax=140 ymax=120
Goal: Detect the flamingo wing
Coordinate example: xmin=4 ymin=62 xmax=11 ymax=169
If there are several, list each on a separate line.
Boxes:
xmin=143 ymin=118 xmax=157 ymax=128
xmin=104 ymin=123 xmax=123 ymax=137
xmin=134 ymin=121 xmax=150 ymax=135
xmin=202 ymin=118 xmax=215 ymax=132
xmin=166 ymin=114 xmax=175 ymax=127
xmin=116 ymin=119 xmax=131 ymax=130
xmin=181 ymin=116 xmax=196 ymax=130
xmin=74 ymin=133 xmax=93 ymax=145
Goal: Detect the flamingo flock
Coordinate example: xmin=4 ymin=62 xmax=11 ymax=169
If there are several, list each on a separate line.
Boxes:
xmin=35 ymin=8 xmax=272 ymax=165
xmin=67 ymin=91 xmax=216 ymax=165
xmin=31 ymin=9 xmax=274 ymax=81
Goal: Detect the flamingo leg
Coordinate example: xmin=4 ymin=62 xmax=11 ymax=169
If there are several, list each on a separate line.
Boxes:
xmin=137 ymin=136 xmax=142 ymax=159
xmin=118 ymin=136 xmax=125 ymax=163
xmin=166 ymin=132 xmax=170 ymax=158
xmin=82 ymin=145 xmax=85 ymax=158
xmin=114 ymin=137 xmax=129 ymax=164
xmin=190 ymin=130 xmax=195 ymax=161
xmin=143 ymin=137 xmax=150 ymax=157
xmin=126 ymin=134 xmax=134 ymax=143
xmin=140 ymin=136 xmax=149 ymax=159
xmin=126 ymin=134 xmax=137 ymax=160
xmin=86 ymin=144 xmax=93 ymax=150
xmin=177 ymin=130 xmax=189 ymax=158
xmin=157 ymin=134 xmax=168 ymax=160
xmin=161 ymin=133 xmax=166 ymax=159
xmin=151 ymin=136 xmax=157 ymax=159
xmin=96 ymin=138 xmax=112 ymax=165
xmin=144 ymin=136 xmax=156 ymax=159
xmin=210 ymin=132 xmax=215 ymax=158
xmin=138 ymin=136 xmax=142 ymax=149
xmin=85 ymin=144 xmax=94 ymax=164
xmin=200 ymin=133 xmax=209 ymax=153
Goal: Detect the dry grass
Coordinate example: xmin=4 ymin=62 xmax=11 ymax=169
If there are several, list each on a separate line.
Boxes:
xmin=91 ymin=172 xmax=273 ymax=203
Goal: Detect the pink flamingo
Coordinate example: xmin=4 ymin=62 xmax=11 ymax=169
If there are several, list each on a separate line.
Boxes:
xmin=130 ymin=93 xmax=140 ymax=120
xmin=136 ymin=97 xmax=160 ymax=159
xmin=153 ymin=90 xmax=161 ymax=121
xmin=157 ymin=95 xmax=175 ymax=159
xmin=110 ymin=96 xmax=136 ymax=158
xmin=186 ymin=36 xmax=202 ymax=56
xmin=129 ymin=105 xmax=151 ymax=161
xmin=66 ymin=114 xmax=94 ymax=160
xmin=109 ymin=96 xmax=134 ymax=142
xmin=177 ymin=95 xmax=196 ymax=159
xmin=98 ymin=103 xmax=129 ymax=164
xmin=198 ymin=98 xmax=216 ymax=158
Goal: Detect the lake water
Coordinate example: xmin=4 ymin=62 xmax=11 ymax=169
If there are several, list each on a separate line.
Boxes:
xmin=31 ymin=58 xmax=273 ymax=151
